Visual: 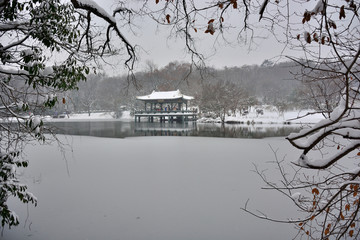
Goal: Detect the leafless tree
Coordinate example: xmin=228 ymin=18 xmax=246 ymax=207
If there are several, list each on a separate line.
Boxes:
xmin=200 ymin=80 xmax=246 ymax=122
xmin=138 ymin=1 xmax=360 ymax=239
xmin=77 ymin=75 xmax=100 ymax=116
xmin=1 ymin=0 xmax=359 ymax=237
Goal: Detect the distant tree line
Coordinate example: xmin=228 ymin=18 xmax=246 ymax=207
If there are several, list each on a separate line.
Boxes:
xmin=52 ymin=60 xmax=341 ymax=119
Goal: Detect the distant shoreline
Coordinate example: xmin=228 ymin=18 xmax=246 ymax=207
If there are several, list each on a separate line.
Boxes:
xmin=2 ymin=109 xmax=324 ymax=126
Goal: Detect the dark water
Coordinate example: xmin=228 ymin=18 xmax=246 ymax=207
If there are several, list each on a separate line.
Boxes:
xmin=47 ymin=120 xmax=300 ymax=139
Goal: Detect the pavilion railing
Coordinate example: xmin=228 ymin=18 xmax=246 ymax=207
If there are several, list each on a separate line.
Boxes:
xmin=134 ymin=109 xmax=197 ymax=115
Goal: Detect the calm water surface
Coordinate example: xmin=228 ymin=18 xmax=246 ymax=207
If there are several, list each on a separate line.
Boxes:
xmin=47 ymin=120 xmax=301 ymax=139
xmin=4 ymin=122 xmax=304 ymax=240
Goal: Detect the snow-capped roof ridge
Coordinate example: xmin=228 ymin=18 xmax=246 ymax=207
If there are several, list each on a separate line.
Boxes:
xmin=136 ymin=89 xmax=194 ymax=101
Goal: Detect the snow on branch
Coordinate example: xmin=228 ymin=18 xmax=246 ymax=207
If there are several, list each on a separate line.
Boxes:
xmin=287 ymin=98 xmax=348 ymax=145
xmin=311 ymin=0 xmax=325 ymax=15
xmin=288 ymin=117 xmax=360 ymax=149
xmin=296 ymin=141 xmax=360 ymax=169
xmin=288 ymin=83 xmax=360 ymax=169
xmin=71 ymin=0 xmax=116 ymax=23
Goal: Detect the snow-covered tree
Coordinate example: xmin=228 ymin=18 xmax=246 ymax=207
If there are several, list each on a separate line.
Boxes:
xmin=139 ymin=0 xmax=360 ymax=238
xmin=78 ymin=74 xmax=100 ymax=116
xmin=1 ymin=0 xmax=359 ymax=238
xmin=282 ymin=1 xmax=359 ymax=238
xmin=200 ymin=80 xmax=246 ymax=122
xmin=0 ymin=0 xmax=135 ymax=229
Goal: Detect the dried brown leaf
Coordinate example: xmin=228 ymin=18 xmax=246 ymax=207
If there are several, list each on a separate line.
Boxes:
xmin=312 ymin=188 xmax=319 ymax=195
xmin=345 ymin=204 xmax=350 ymax=211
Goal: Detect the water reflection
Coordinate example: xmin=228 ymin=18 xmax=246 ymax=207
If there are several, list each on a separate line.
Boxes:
xmin=48 ymin=120 xmax=133 ymax=138
xmin=48 ymin=121 xmax=300 ymax=139
xmin=134 ymin=122 xmax=196 ymax=136
xmin=194 ymin=123 xmax=299 ymax=138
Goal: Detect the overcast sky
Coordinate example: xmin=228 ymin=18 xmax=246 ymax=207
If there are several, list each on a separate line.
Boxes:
xmin=92 ymin=0 xmax=301 ymax=75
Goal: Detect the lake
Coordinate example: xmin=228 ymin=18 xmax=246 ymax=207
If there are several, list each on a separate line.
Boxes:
xmin=47 ymin=120 xmax=301 ymax=139
xmin=4 ymin=122 xmax=305 ymax=239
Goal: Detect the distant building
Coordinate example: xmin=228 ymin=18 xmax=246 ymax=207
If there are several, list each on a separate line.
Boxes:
xmin=135 ymin=89 xmax=197 ymax=122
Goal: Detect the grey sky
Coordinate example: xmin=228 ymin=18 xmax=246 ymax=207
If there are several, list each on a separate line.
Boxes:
xmin=93 ymin=0 xmax=302 ymax=75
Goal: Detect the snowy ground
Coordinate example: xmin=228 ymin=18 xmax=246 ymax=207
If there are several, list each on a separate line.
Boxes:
xmin=5 ymin=135 xmax=302 ymax=240
xmin=45 ymin=108 xmax=324 ymax=125
xmin=46 ymin=111 xmax=132 ymax=121
xmin=199 ymin=108 xmax=324 ymax=125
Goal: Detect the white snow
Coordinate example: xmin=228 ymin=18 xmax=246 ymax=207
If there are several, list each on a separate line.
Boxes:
xmin=43 ymin=108 xmax=324 ymax=125
xmin=40 ymin=66 xmax=54 ymax=76
xmin=137 ymin=89 xmax=194 ymax=101
xmin=32 ymin=116 xmax=41 ymax=127
xmin=2 ymin=105 xmax=325 ymax=126
xmin=34 ymin=126 xmax=40 ymax=134
xmin=296 ymin=140 xmax=360 ymax=168
xmin=296 ymin=153 xmax=309 ymax=167
xmin=200 ymin=108 xmax=324 ymax=125
xmin=291 ymin=192 xmax=302 ymax=202
xmin=49 ymin=94 xmax=55 ymax=101
xmin=345 ymin=167 xmax=360 ymax=175
xmin=47 ymin=112 xmax=118 ymax=121
xmin=311 ymin=0 xmax=325 ymax=15
xmin=119 ymin=110 xmax=132 ymax=120
xmin=329 ymin=96 xmax=346 ymax=121
xmin=16 ymin=101 xmax=24 ymax=109
xmin=21 ymin=49 xmax=34 ymax=56
xmin=75 ymin=0 xmax=116 ymax=23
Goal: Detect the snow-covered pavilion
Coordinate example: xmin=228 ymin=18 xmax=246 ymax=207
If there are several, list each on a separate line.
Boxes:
xmin=135 ymin=90 xmax=197 ymax=122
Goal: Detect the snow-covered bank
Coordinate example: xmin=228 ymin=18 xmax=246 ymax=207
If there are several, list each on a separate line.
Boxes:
xmin=45 ymin=111 xmax=133 ymax=121
xmin=199 ymin=109 xmax=324 ymax=125
xmin=44 ymin=109 xmax=324 ymax=125
xmin=2 ymin=109 xmax=324 ymax=126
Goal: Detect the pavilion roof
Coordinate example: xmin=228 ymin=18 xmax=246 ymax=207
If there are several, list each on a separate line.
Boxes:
xmin=136 ymin=90 xmax=194 ymax=101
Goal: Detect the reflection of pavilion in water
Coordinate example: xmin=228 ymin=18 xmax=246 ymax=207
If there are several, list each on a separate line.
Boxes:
xmin=134 ymin=122 xmax=197 ymax=136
